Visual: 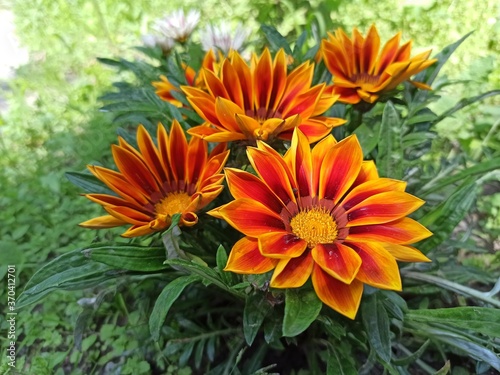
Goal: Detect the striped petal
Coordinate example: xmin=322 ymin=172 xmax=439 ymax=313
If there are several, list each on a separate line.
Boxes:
xmin=346 ymin=242 xmax=402 ymax=291
xmin=209 ymin=199 xmax=286 ymax=236
xmin=346 ymin=217 xmax=432 ymax=245
xmin=270 ymin=252 xmax=314 ymax=288
xmin=224 ymin=168 xmax=284 ymax=213
xmin=341 ymin=178 xmax=407 ymax=212
xmin=259 ymin=231 xmax=308 ymax=259
xmin=346 ymin=191 xmax=425 ymax=226
xmin=225 ymin=237 xmax=277 ymax=274
xmin=319 ymin=135 xmax=363 ymax=203
xmin=382 ymin=243 xmax=431 ymax=262
xmin=167 ymin=120 xmax=188 ymax=182
xmin=247 ymin=146 xmax=296 ymax=206
xmin=312 ymin=264 xmax=364 ymax=319
xmin=79 ymin=215 xmax=127 ymax=229
xmin=311 ymin=243 xmax=362 ymax=284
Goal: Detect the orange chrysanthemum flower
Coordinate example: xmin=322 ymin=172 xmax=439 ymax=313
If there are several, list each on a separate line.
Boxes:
xmin=210 ymin=129 xmax=431 ymax=318
xmin=182 ymin=48 xmax=345 ymax=143
xmin=80 ymin=120 xmax=229 ymax=237
xmin=153 ymin=50 xmax=219 ymax=107
xmin=321 ymin=25 xmax=437 ymax=104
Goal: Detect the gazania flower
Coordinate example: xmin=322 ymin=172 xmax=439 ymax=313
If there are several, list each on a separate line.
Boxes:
xmin=200 ymin=23 xmax=251 ymax=54
xmin=153 ymin=50 xmax=218 ymax=107
xmin=80 ymin=120 xmax=229 ymax=237
xmin=154 ymin=9 xmax=200 ymax=43
xmin=321 ymin=25 xmax=437 ymax=104
xmin=182 ymin=48 xmax=345 ymax=143
xmin=210 ymin=129 xmax=431 ymax=318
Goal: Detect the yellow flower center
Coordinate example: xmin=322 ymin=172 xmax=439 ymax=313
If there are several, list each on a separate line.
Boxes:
xmin=155 ymin=192 xmax=191 ymax=216
xmin=290 ymin=207 xmax=338 ymax=248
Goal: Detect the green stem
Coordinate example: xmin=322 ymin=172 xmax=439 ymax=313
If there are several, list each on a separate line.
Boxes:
xmin=402 ymin=271 xmax=500 ymax=308
xmin=169 ymin=328 xmax=240 ymax=344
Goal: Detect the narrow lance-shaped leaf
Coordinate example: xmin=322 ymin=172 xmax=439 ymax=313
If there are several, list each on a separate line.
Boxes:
xmin=418 ymin=179 xmax=477 ymax=253
xmin=413 ymin=31 xmax=473 ymax=90
xmin=432 ymin=90 xmax=500 ymax=125
xmin=65 ymin=171 xmax=116 ymax=195
xmin=361 ymin=293 xmax=392 ymax=363
xmin=243 ymin=292 xmax=273 ymax=346
xmin=260 ymin=25 xmax=293 ymax=55
xmin=327 ymin=348 xmax=357 ymax=375
xmin=149 ymin=275 xmax=200 ymax=341
xmin=17 ymin=247 xmax=122 ymax=309
xmin=376 ymin=101 xmax=403 ymax=179
xmin=83 ymin=245 xmax=168 ymax=272
xmin=392 ymin=340 xmax=430 ymax=366
xmin=405 ymin=307 xmax=500 ymax=338
xmin=283 ymin=288 xmax=322 ymax=337
xmin=418 ymin=157 xmax=500 ymax=196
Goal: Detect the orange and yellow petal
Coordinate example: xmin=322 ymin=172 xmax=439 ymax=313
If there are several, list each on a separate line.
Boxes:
xmin=319 ymin=135 xmax=363 ymax=202
xmin=312 ymin=264 xmax=364 ymax=319
xmin=347 ymin=242 xmax=402 ymax=291
xmin=79 ymin=215 xmax=128 ymax=229
xmin=209 ymin=199 xmax=286 ymax=237
xmin=311 ymin=243 xmax=362 ymax=285
xmin=225 ymin=237 xmax=277 ymax=274
xmin=346 ymin=217 xmax=432 ymax=245
xmin=346 ymin=191 xmax=425 ymax=226
xmin=382 ymin=243 xmax=431 ymax=262
xmin=270 ymin=252 xmax=314 ymax=288
xmin=224 ymin=168 xmax=284 ymax=213
xmin=258 ymin=231 xmax=308 ymax=259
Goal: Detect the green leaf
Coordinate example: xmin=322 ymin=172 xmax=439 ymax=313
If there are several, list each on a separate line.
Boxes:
xmin=433 ymin=361 xmax=451 ymax=375
xmin=376 ymin=101 xmax=403 ymax=179
xmin=17 ymin=247 xmax=121 ymax=309
xmin=392 ymin=340 xmax=430 ymax=366
xmin=215 ymin=244 xmax=232 ymax=285
xmin=282 ymin=289 xmax=322 ymax=337
xmin=149 ymin=275 xmax=199 ymax=341
xmin=406 ymin=307 xmax=500 ymax=338
xmin=429 ymin=329 xmax=500 ymax=371
xmin=243 ymin=292 xmax=273 ymax=346
xmin=83 ymin=245 xmax=168 ymax=272
xmin=419 ymin=157 xmax=500 ymax=196
xmin=353 ymin=123 xmax=379 ymax=156
xmin=419 ymin=179 xmax=477 ymax=252
xmin=413 ymin=31 xmax=473 ymax=89
xmin=361 ymin=294 xmax=392 ymax=363
xmin=433 ymin=90 xmax=500 ymax=125
xmin=260 ymin=25 xmax=293 ymax=55
xmin=327 ymin=349 xmax=357 ymax=375
xmin=165 ymin=258 xmax=245 ymax=299
xmin=65 ymin=171 xmax=115 ymax=195
xmin=316 ymin=315 xmax=346 ymax=340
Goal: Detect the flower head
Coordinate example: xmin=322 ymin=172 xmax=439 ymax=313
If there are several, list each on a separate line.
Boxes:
xmin=154 ymin=9 xmax=200 ymax=43
xmin=142 ymin=33 xmax=175 ymax=55
xmin=321 ymin=25 xmax=437 ymax=104
xmin=200 ymin=23 xmax=251 ymax=54
xmin=153 ymin=50 xmax=219 ymax=107
xmin=182 ymin=48 xmax=345 ymax=144
xmin=210 ymin=129 xmax=431 ymax=318
xmin=80 ymin=120 xmax=229 ymax=237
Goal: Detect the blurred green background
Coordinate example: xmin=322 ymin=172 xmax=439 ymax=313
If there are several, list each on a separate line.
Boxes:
xmin=0 ymin=0 xmax=498 ymax=373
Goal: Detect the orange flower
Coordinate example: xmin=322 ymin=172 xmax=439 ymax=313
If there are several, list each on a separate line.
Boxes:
xmin=210 ymin=129 xmax=431 ymax=318
xmin=182 ymin=48 xmax=345 ymax=143
xmin=321 ymin=25 xmax=437 ymax=104
xmin=153 ymin=50 xmax=219 ymax=107
xmin=80 ymin=120 xmax=229 ymax=237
